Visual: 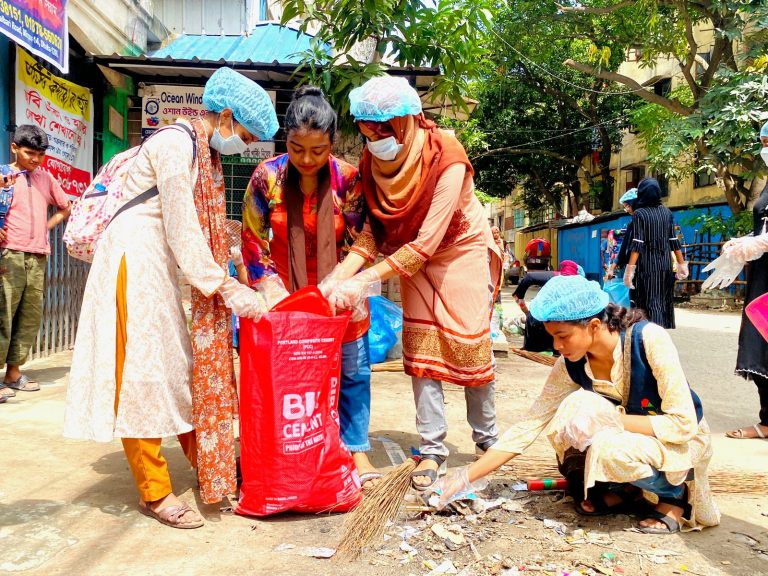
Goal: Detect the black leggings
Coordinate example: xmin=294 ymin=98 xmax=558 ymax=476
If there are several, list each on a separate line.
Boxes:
xmin=756 ymin=375 xmax=768 ymax=426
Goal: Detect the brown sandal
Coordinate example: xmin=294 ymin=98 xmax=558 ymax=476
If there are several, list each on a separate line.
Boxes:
xmin=139 ymin=501 xmax=204 ymax=529
xmin=725 ymin=424 xmax=768 ymax=440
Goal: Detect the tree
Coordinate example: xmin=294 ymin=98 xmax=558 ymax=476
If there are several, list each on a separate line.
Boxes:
xmin=559 ymin=0 xmax=768 ymax=213
xmin=449 ymin=1 xmax=634 ymax=215
xmin=279 ymin=0 xmax=494 ymax=125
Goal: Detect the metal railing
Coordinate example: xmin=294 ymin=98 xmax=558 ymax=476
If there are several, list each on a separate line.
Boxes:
xmin=30 ymin=223 xmax=89 ymax=360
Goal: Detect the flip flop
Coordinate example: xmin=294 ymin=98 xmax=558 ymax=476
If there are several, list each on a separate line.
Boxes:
xmin=0 ymin=384 xmax=16 ymax=398
xmin=637 ymin=510 xmax=681 ymax=534
xmin=725 ymin=424 xmax=768 ymax=440
xmin=359 ymin=472 xmax=383 ymax=491
xmin=4 ymin=375 xmax=39 ymax=392
xmin=410 ymin=455 xmax=446 ymax=492
xmin=138 ymin=501 xmax=204 ymax=529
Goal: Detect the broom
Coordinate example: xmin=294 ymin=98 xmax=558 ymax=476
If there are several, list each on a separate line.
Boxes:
xmin=511 ymin=348 xmax=558 ymax=367
xmin=336 ymin=458 xmax=418 ymax=560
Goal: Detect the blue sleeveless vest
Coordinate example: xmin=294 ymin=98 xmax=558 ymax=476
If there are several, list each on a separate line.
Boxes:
xmin=564 ymin=320 xmax=703 ymax=422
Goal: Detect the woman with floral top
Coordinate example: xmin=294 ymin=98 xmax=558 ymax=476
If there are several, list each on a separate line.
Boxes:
xmin=241 ymin=86 xmax=380 ymax=489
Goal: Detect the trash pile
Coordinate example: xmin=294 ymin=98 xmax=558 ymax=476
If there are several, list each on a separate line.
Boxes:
xmin=342 ymin=478 xmax=698 ymax=576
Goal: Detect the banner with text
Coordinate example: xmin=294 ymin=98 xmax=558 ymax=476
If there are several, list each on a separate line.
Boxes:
xmin=0 ymin=0 xmax=69 ymax=73
xmin=16 ymin=48 xmax=93 ymax=197
xmin=142 ymin=84 xmax=276 ymax=163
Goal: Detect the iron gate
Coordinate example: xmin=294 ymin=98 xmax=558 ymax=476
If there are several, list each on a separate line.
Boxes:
xmin=30 ymin=221 xmax=89 ymax=360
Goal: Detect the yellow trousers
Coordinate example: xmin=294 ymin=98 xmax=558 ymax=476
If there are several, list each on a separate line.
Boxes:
xmin=115 ymin=256 xmax=197 ymax=503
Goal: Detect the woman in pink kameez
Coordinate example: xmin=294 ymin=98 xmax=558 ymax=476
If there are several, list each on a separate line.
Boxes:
xmin=322 ymin=75 xmax=503 ymax=489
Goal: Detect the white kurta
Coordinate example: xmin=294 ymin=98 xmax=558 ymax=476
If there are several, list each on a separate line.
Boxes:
xmin=64 ymin=121 xmax=227 ymax=441
xmin=495 ymin=323 xmax=720 ymax=531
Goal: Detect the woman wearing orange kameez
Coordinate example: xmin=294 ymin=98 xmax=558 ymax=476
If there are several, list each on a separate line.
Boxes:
xmin=322 ymin=75 xmax=503 ymax=489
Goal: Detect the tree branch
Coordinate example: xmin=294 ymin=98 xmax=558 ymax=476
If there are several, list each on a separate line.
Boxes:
xmin=519 ymin=63 xmax=591 ymax=122
xmin=555 ymin=0 xmax=634 ymax=15
xmin=531 ymin=168 xmax=560 ymax=209
xmin=472 ymin=147 xmax=583 ymax=166
xmin=677 ymin=0 xmax=702 ymax=99
xmin=563 ymin=59 xmax=695 ymax=115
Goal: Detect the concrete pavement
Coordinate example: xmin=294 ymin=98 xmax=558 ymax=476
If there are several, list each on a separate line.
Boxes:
xmin=2 ymin=294 xmax=768 ymax=575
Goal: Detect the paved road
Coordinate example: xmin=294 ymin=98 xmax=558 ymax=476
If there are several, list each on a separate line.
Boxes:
xmin=502 ymin=286 xmax=757 ymax=435
xmin=670 ymin=307 xmax=756 ymax=434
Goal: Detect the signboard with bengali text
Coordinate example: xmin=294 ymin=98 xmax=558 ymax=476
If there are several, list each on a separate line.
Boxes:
xmin=142 ymin=84 xmax=276 ymax=162
xmin=15 ymin=48 xmax=93 ymax=197
xmin=0 ymin=0 xmax=69 ymax=73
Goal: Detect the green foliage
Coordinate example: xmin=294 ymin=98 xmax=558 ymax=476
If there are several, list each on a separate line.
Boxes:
xmin=630 ymin=86 xmax=696 ymax=181
xmin=630 ymin=60 xmax=768 ymax=189
xmin=280 ymin=0 xmax=494 ymax=130
xmin=455 ymin=0 xmax=635 ymax=213
xmin=682 ymin=209 xmax=753 ymax=240
xmin=473 ymin=187 xmax=495 ymax=205
xmin=562 ymin=0 xmax=768 ymax=212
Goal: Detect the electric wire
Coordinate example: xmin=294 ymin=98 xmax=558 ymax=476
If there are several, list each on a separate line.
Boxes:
xmin=489 ymin=26 xmax=652 ymax=96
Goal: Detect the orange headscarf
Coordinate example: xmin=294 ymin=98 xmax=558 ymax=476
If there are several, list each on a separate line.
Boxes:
xmin=359 ymin=114 xmax=473 ymax=255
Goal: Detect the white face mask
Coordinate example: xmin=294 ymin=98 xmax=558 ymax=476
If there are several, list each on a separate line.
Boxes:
xmin=761 ymin=147 xmax=768 ymax=168
xmin=367 ymin=136 xmax=403 ymax=161
xmin=210 ymin=115 xmax=248 ymax=155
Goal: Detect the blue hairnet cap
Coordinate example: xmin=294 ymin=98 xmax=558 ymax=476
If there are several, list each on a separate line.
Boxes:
xmin=349 ymin=75 xmax=423 ymax=122
xmin=761 ymin=120 xmax=768 ymax=138
xmin=577 ymin=265 xmax=585 ymax=277
xmin=530 ymin=275 xmax=609 ymax=322
xmin=203 ymin=67 xmax=278 ymax=141
xmin=620 ymin=188 xmax=638 ymax=204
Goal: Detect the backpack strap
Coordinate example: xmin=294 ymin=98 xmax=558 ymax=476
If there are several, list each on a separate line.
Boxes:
xmin=110 ymin=123 xmax=198 ymax=224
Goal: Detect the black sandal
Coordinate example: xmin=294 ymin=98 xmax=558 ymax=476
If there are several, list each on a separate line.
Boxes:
xmin=410 ymin=454 xmax=445 ymax=491
xmin=638 ymin=510 xmax=681 ymax=534
xmin=638 ymin=489 xmax=690 ymax=534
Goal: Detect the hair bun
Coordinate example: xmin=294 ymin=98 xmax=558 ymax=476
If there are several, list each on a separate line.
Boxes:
xmin=295 ymin=85 xmax=325 ymax=100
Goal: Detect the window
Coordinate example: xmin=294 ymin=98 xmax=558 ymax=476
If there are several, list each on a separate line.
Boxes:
xmin=627 ymin=47 xmax=643 ymax=62
xmin=653 ymin=78 xmax=672 ymax=97
xmin=654 ymin=173 xmax=670 ymax=197
xmin=694 ymin=169 xmax=716 ymax=188
xmin=626 ymin=166 xmax=645 ymax=190
xmin=514 ymin=208 xmax=525 ymax=229
xmin=696 ymin=51 xmax=712 ymax=80
xmin=693 ymin=152 xmax=716 ymax=188
xmin=529 ymin=210 xmax=544 ymax=226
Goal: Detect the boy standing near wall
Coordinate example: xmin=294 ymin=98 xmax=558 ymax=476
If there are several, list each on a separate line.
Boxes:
xmin=0 ymin=125 xmax=71 ymax=400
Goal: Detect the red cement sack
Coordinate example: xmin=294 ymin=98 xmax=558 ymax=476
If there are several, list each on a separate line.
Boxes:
xmin=236 ymin=289 xmax=361 ymax=516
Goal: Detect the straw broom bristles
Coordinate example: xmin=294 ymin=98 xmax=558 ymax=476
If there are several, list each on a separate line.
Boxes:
xmin=511 ymin=348 xmax=558 ymax=367
xmin=336 ymin=458 xmax=418 ymax=560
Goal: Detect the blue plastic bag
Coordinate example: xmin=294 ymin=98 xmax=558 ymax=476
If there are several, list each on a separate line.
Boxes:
xmin=603 ymin=277 xmax=630 ymax=308
xmin=368 ymin=296 xmax=403 ymax=364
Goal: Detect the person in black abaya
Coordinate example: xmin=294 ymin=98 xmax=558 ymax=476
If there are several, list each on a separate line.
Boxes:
xmin=623 ymin=178 xmax=688 ymax=329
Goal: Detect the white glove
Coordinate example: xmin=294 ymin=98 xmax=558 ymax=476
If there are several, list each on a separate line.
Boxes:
xmin=430 ymin=466 xmax=489 ymax=510
xmin=229 ymin=246 xmax=244 ymax=266
xmin=604 ymin=267 xmax=615 ymax=281
xmin=701 ymin=251 xmax=745 ymax=291
xmin=218 ymin=277 xmax=267 ymax=319
xmin=255 ymin=274 xmax=290 ymax=309
xmin=723 ymin=233 xmax=768 ymax=263
xmin=318 ymin=263 xmax=345 ymax=299
xmin=328 ymin=267 xmax=381 ymax=318
xmin=675 ymin=261 xmax=689 ymax=281
xmin=623 ymin=264 xmax=636 ymax=289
